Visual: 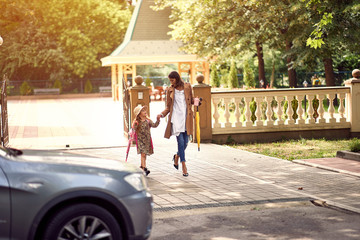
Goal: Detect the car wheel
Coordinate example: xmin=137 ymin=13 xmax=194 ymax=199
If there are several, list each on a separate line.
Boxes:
xmin=42 ymin=203 xmax=122 ymax=240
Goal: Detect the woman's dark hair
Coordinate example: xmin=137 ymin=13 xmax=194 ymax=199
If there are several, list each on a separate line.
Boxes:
xmin=168 ymin=71 xmax=184 ymax=88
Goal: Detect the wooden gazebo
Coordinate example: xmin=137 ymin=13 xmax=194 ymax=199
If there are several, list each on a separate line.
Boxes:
xmin=101 ymin=0 xmax=209 ymax=101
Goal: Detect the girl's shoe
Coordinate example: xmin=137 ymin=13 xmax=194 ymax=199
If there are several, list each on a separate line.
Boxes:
xmin=183 ymin=173 xmax=189 ymax=177
xmin=143 ymin=167 xmax=150 ymax=176
xmin=173 ymin=154 xmax=179 ymax=170
xmin=140 ymin=166 xmax=150 ymax=176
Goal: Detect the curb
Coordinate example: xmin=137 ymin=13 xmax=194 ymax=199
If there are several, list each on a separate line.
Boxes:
xmin=293 ymin=159 xmax=360 ymax=178
xmin=336 ymin=150 xmax=360 ymax=162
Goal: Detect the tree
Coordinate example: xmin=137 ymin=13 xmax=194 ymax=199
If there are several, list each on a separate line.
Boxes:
xmin=153 ymin=0 xmax=359 ymax=88
xmin=152 ymin=0 xmax=287 ymax=86
xmin=302 ymin=0 xmax=360 ymax=49
xmin=292 ymin=0 xmax=360 ymax=86
xmin=228 ymin=61 xmax=238 ymax=89
xmin=0 ymin=0 xmax=132 ymax=81
xmin=243 ymin=60 xmax=255 ymax=88
xmin=210 ymin=63 xmax=220 ymax=87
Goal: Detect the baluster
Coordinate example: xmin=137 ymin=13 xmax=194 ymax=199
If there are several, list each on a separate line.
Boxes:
xmin=338 ymin=93 xmax=346 ymax=123
xmin=327 ymin=93 xmax=336 ymax=123
xmin=285 ymin=95 xmax=295 ymax=125
xmin=234 ymin=97 xmax=242 ymax=127
xmin=306 ymin=94 xmax=315 ymax=124
xmin=275 ymin=96 xmax=284 ymax=125
xmin=254 ymin=96 xmax=263 ymax=127
xmin=244 ymin=97 xmax=253 ymax=127
xmin=224 ymin=97 xmax=232 ymax=128
xmin=212 ymin=97 xmax=221 ymax=128
xmin=296 ymin=94 xmax=305 ymax=125
xmin=265 ymin=96 xmax=274 ymax=126
xmin=317 ymin=94 xmax=326 ymax=124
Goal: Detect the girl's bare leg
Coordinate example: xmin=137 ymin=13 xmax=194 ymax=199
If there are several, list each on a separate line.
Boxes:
xmin=141 ymin=153 xmax=146 ymax=168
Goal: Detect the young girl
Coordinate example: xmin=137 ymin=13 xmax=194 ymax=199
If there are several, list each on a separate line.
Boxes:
xmin=132 ymin=105 xmax=160 ymax=176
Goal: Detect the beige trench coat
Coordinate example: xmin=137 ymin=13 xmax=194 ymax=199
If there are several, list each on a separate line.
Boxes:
xmin=161 ymin=82 xmax=194 ymax=139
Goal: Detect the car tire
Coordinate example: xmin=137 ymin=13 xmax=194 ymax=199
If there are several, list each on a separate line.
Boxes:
xmin=42 ymin=203 xmax=122 ymax=240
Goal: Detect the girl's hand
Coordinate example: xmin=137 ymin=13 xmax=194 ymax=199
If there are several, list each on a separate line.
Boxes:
xmin=157 ymin=115 xmax=161 ymax=121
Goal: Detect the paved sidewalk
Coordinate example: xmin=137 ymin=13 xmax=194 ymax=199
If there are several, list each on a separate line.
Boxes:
xmin=7 ymin=97 xmax=360 ymax=214
xmin=8 ymin=97 xmax=128 ymax=149
xmin=294 ymin=157 xmax=360 ymax=177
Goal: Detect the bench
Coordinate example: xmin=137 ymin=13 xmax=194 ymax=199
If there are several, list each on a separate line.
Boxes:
xmin=33 ymin=88 xmax=60 ymax=95
xmin=99 ymin=86 xmax=112 ymax=93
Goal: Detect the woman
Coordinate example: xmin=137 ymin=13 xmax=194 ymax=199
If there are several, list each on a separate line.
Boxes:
xmin=158 ymin=71 xmax=198 ymax=177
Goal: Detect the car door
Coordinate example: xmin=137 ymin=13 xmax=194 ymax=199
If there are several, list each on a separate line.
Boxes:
xmin=0 ymin=164 xmax=10 ymax=239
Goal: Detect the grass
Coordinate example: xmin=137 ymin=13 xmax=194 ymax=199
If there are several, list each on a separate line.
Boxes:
xmin=228 ymin=138 xmax=355 ymax=161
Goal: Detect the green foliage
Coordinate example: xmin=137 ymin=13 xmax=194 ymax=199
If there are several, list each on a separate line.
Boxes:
xmin=232 ymin=138 xmax=354 ymax=161
xmin=20 ymin=81 xmax=32 ymax=95
xmin=53 ymin=80 xmax=62 ymax=94
xmin=228 ymin=61 xmax=238 ymax=89
xmin=210 ymin=63 xmax=220 ymax=87
xmin=145 ymin=77 xmax=152 ymax=87
xmin=84 ymin=79 xmax=93 ymax=93
xmin=0 ymin=0 xmax=132 ymax=80
xmin=240 ymin=99 xmax=257 ymax=123
xmin=220 ymin=69 xmax=229 ymax=88
xmin=313 ymin=97 xmax=319 ymax=119
xmin=153 ymin=0 xmax=360 ymax=88
xmin=306 ymin=13 xmax=333 ymax=49
xmin=226 ymin=135 xmax=235 ymax=144
xmin=243 ymin=60 xmax=255 ymax=88
xmin=349 ymin=138 xmax=360 ymax=152
xmin=283 ymin=98 xmax=299 ymax=120
xmin=249 ymin=100 xmax=256 ymax=122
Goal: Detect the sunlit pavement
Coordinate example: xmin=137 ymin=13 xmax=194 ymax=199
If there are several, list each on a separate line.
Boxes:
xmin=7 ymin=97 xmax=360 ymax=215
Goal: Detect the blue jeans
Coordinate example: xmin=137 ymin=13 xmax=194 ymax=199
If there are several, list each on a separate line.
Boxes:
xmin=176 ymin=131 xmax=188 ymax=162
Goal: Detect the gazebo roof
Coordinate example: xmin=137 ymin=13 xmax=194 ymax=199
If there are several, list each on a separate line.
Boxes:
xmin=101 ymin=0 xmax=201 ymax=66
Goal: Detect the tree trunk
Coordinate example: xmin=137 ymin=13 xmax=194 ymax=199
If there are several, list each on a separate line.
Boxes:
xmin=323 ymin=58 xmax=335 ymax=86
xmin=286 ymin=40 xmax=297 ymax=88
xmin=256 ymin=41 xmax=266 ymax=88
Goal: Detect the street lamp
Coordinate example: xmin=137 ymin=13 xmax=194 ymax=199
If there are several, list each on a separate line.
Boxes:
xmin=303 ymin=80 xmax=308 ymax=112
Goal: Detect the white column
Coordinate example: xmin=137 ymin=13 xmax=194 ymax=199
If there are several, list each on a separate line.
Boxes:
xmin=234 ymin=97 xmax=242 ymax=127
xmin=327 ymin=93 xmax=336 ymax=123
xmin=285 ymin=95 xmax=295 ymax=125
xmin=224 ymin=97 xmax=232 ymax=128
xmin=255 ymin=96 xmax=263 ymax=127
xmin=244 ymin=97 xmax=253 ymax=127
xmin=338 ymin=93 xmax=346 ymax=123
xmin=265 ymin=96 xmax=274 ymax=126
xmin=296 ymin=94 xmax=305 ymax=125
xmin=306 ymin=94 xmax=315 ymax=124
xmin=275 ymin=96 xmax=284 ymax=125
xmin=212 ymin=97 xmax=221 ymax=128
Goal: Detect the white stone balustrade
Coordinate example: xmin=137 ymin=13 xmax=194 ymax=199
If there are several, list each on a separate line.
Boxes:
xmin=211 ymin=87 xmax=351 ymax=135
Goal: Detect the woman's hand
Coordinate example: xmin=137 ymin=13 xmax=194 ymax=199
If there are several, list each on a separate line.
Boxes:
xmin=194 ymin=97 xmax=200 ymax=106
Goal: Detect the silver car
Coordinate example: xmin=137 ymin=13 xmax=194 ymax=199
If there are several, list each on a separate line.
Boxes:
xmin=0 ymin=147 xmax=153 ymax=240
